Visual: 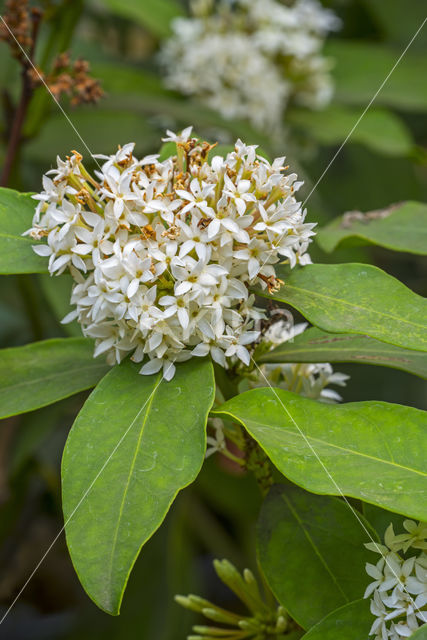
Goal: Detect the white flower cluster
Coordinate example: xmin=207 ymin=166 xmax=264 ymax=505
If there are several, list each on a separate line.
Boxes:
xmin=160 ymin=0 xmax=340 ymax=131
xmin=258 ymin=317 xmax=349 ymax=402
xmin=26 ymin=128 xmax=315 ymax=380
xmin=365 ymin=520 xmax=427 ymax=639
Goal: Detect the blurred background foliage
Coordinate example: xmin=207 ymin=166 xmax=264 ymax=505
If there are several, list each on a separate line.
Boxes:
xmin=0 ymin=0 xmax=426 ymax=638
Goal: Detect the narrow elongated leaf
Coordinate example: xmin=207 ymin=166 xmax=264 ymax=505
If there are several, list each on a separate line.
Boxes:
xmin=257 ymin=326 xmax=427 ymax=380
xmin=213 ymin=389 xmax=427 ymax=520
xmin=257 ymin=484 xmax=377 ymax=629
xmin=288 ymin=106 xmax=413 ymax=156
xmin=327 ymin=40 xmax=427 ymax=112
xmin=0 ymin=338 xmax=109 ymax=418
xmin=62 ymin=358 xmax=215 ymax=615
xmin=0 ymin=187 xmax=46 ymax=274
xmin=301 ymin=599 xmax=372 ymax=640
xmin=254 ymin=263 xmax=427 ymax=352
xmin=317 ymin=202 xmax=427 ymax=255
xmin=99 ymin=0 xmax=183 ymax=37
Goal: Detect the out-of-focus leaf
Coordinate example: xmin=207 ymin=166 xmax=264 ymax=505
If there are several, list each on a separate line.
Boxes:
xmin=257 ymin=326 xmax=427 ymax=380
xmin=62 ymin=358 xmax=215 ymax=615
xmin=362 ymin=504 xmax=406 ymax=541
xmin=0 ymin=338 xmax=109 ymax=418
xmin=361 ymin=0 xmax=427 ymax=50
xmin=255 ymin=263 xmax=427 ymax=352
xmin=99 ymin=0 xmax=183 ymax=38
xmin=213 ymin=389 xmax=427 ymax=520
xmin=410 ymin=625 xmax=427 ymax=638
xmin=288 ymin=106 xmax=413 ymax=156
xmin=0 ymin=187 xmax=46 ymax=274
xmin=317 ymin=201 xmax=427 ymax=255
xmin=257 ymin=484 xmax=377 ymax=628
xmin=327 ymin=40 xmax=427 ymax=112
xmin=38 ymin=273 xmax=80 ymax=337
xmin=301 ymin=599 xmax=372 ymax=640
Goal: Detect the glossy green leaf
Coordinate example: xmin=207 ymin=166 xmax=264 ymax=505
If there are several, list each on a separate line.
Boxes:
xmin=0 ymin=187 xmax=47 ymax=274
xmin=99 ymin=0 xmax=183 ymax=38
xmin=257 ymin=326 xmax=427 ymax=380
xmin=327 ymin=40 xmax=427 ymax=112
xmin=254 ymin=263 xmax=427 ymax=352
xmin=213 ymin=389 xmax=427 ymax=520
xmin=0 ymin=338 xmax=110 ymax=418
xmin=62 ymin=358 xmax=215 ymax=615
xmin=257 ymin=484 xmax=377 ymax=629
xmin=301 ymin=599 xmax=372 ymax=640
xmin=288 ymin=106 xmax=413 ymax=156
xmin=38 ymin=273 xmax=81 ymax=337
xmin=317 ymin=201 xmax=427 ymax=255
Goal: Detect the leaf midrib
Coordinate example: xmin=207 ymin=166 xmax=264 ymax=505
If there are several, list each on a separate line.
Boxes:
xmin=281 ymin=492 xmax=349 ymax=602
xmin=284 ymin=284 xmax=427 ymax=335
xmin=105 ymin=374 xmax=161 ymax=596
xmin=216 ymin=411 xmax=427 ymax=477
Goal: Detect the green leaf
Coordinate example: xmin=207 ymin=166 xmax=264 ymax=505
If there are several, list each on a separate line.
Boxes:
xmin=62 ymin=358 xmax=215 ymax=615
xmin=362 ymin=504 xmax=406 ymax=541
xmin=254 ymin=263 xmax=427 ymax=352
xmin=288 ymin=106 xmax=413 ymax=156
xmin=411 ymin=625 xmax=427 ymax=639
xmin=317 ymin=201 xmax=427 ymax=255
xmin=257 ymin=484 xmax=377 ymax=629
xmin=99 ymin=0 xmax=183 ymax=38
xmin=327 ymin=40 xmax=427 ymax=112
xmin=301 ymin=599 xmax=372 ymax=640
xmin=257 ymin=326 xmax=427 ymax=380
xmin=38 ymin=273 xmax=81 ymax=337
xmin=0 ymin=338 xmax=110 ymax=418
xmin=213 ymin=388 xmax=427 ymax=520
xmin=0 ymin=187 xmax=47 ymax=274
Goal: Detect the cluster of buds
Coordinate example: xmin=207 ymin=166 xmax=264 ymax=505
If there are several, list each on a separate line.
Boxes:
xmin=26 ymin=128 xmax=315 ymax=380
xmin=28 ymin=52 xmax=104 ymax=106
xmin=0 ymin=0 xmax=40 ymax=59
xmin=160 ymin=0 xmax=340 ymax=131
xmin=176 ymin=558 xmax=297 ymax=639
xmin=365 ymin=520 xmax=427 ymax=639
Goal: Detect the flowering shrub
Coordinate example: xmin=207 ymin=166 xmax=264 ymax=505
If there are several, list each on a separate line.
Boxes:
xmin=160 ymin=0 xmax=340 ymax=131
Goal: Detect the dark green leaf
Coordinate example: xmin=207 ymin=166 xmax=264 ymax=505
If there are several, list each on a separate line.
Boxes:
xmin=0 ymin=187 xmax=47 ymax=274
xmin=0 ymin=338 xmax=109 ymax=418
xmin=62 ymin=358 xmax=215 ymax=614
xmin=38 ymin=273 xmax=81 ymax=337
xmin=288 ymin=106 xmax=413 ymax=156
xmin=257 ymin=326 xmax=427 ymax=380
xmin=99 ymin=0 xmax=183 ymax=38
xmin=317 ymin=201 xmax=427 ymax=255
xmin=301 ymin=599 xmax=372 ymax=640
xmin=254 ymin=263 xmax=427 ymax=352
xmin=257 ymin=484 xmax=377 ymax=628
xmin=362 ymin=504 xmax=406 ymax=541
xmin=213 ymin=389 xmax=427 ymax=520
xmin=327 ymin=40 xmax=427 ymax=112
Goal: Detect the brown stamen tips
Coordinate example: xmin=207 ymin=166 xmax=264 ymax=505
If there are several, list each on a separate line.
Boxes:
xmin=71 ymin=150 xmax=83 ymax=163
xmin=161 ymin=225 xmax=179 ymax=239
xmin=140 ymin=225 xmax=156 ymax=240
xmin=258 ymin=273 xmax=284 ymax=293
xmin=198 ymin=217 xmax=211 ymax=230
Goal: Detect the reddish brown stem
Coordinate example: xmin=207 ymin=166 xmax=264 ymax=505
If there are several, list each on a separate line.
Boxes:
xmin=0 ymin=10 xmax=42 ymax=187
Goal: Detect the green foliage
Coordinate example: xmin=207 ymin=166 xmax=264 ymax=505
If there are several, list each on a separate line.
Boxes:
xmin=300 ymin=599 xmax=372 ymax=640
xmin=0 ymin=338 xmax=110 ymax=418
xmin=257 ymin=484 xmax=377 ymax=629
xmin=257 ymin=326 xmax=427 ymax=380
xmin=410 ymin=625 xmax=427 ymax=639
xmin=327 ymin=40 xmax=427 ymax=112
xmin=317 ymin=201 xmax=427 ymax=255
xmin=256 ymin=263 xmax=427 ymax=352
xmin=61 ymin=358 xmax=215 ymax=614
xmin=0 ymin=187 xmax=47 ymax=274
xmin=288 ymin=106 xmax=413 ymax=156
xmin=213 ymin=389 xmax=427 ymax=520
xmin=99 ymin=0 xmax=183 ymax=38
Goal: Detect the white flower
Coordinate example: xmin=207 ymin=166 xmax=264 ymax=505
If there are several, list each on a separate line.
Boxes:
xmin=160 ymin=0 xmax=340 ymax=131
xmin=364 ymin=520 xmax=427 ymax=640
xmin=27 ymin=132 xmax=314 ymax=380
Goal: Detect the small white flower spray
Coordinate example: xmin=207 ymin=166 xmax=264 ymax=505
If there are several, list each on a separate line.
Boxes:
xmin=160 ymin=0 xmax=340 ymax=131
xmin=364 ymin=520 xmax=427 ymax=639
xmin=26 ymin=129 xmax=316 ymax=380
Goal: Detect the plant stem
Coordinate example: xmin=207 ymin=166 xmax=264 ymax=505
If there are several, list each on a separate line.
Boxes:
xmin=0 ymin=12 xmax=42 ymax=187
